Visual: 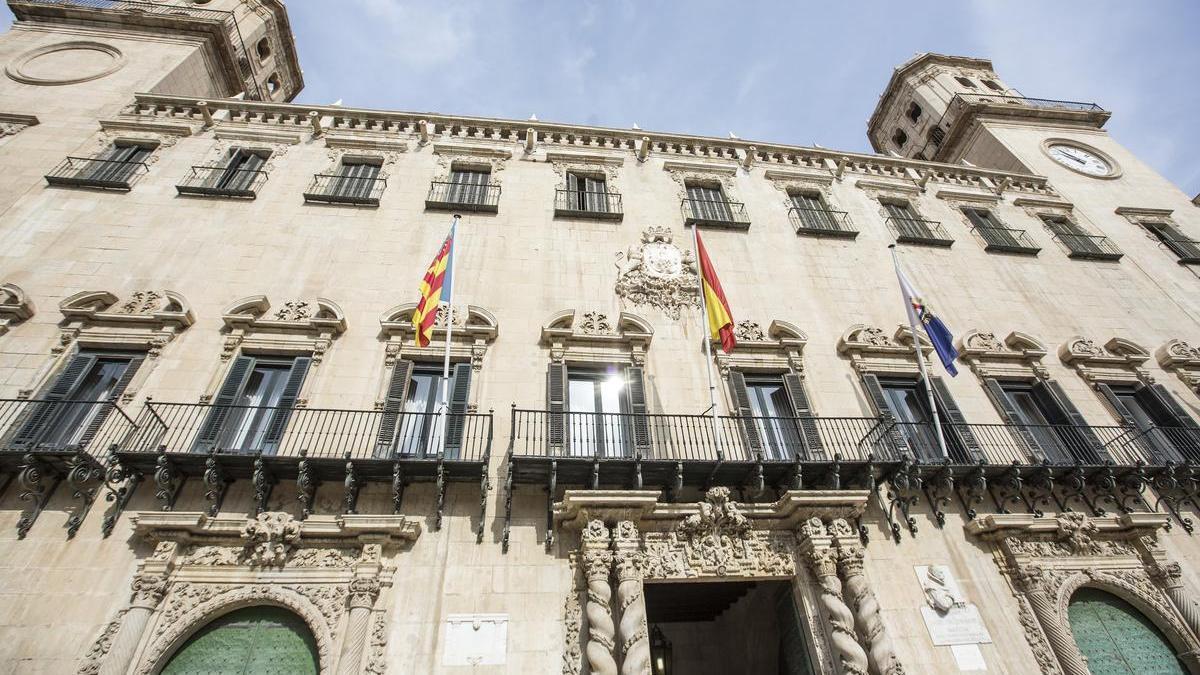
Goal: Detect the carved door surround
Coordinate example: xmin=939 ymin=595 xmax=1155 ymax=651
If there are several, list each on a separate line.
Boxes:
xmin=77 ymin=510 xmax=418 ymax=675
xmin=553 ymin=487 xmax=904 ymax=675
xmin=967 ymin=512 xmax=1200 ymax=675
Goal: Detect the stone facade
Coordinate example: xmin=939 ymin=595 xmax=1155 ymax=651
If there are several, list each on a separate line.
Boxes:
xmin=1 ymin=4 xmax=1200 ymax=674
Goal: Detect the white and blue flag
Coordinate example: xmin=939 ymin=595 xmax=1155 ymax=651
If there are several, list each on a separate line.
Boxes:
xmin=895 ymin=264 xmax=959 ymax=376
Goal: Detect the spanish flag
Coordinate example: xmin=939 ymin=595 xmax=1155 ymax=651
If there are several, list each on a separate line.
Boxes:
xmin=696 ymin=230 xmax=736 ymax=353
xmin=412 ymin=221 xmax=456 ymax=347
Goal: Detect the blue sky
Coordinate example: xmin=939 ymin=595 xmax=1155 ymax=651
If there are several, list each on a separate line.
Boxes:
xmin=4 ymin=1 xmax=1199 ymax=194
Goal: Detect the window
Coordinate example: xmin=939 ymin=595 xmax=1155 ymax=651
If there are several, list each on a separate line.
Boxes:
xmin=215 ymin=148 xmax=266 ymax=192
xmin=256 ymin=37 xmax=271 ymax=60
xmin=1144 ymin=221 xmax=1200 ymax=263
xmin=194 ymin=355 xmax=310 ymax=454
xmin=564 ymin=172 xmax=610 ymax=213
xmin=333 ymin=160 xmax=381 ymax=200
xmin=8 ymin=351 xmax=144 ymax=451
xmin=981 ymin=79 xmax=1003 ymax=92
xmin=543 ymin=364 xmax=648 ymax=458
xmin=1041 ymin=215 xmax=1120 ymax=260
xmin=685 ymin=183 xmax=733 ymax=222
xmin=448 ymin=168 xmax=491 ymax=205
xmin=861 ymin=374 xmax=979 ymax=463
xmin=963 ymin=207 xmax=1037 ymax=253
xmin=891 ymin=128 xmax=908 ymax=149
xmin=984 ymin=379 xmax=1107 ymax=464
xmin=71 ymin=142 xmax=152 ymax=187
xmin=378 ymin=360 xmax=473 ymax=458
xmin=1098 ymin=383 xmax=1200 ymax=463
xmin=789 ymin=192 xmax=841 ymax=233
xmin=884 ymin=200 xmax=949 ymax=245
xmin=928 ymin=126 xmax=946 ymax=146
xmin=954 ymin=76 xmax=977 ymax=89
xmin=907 ymin=102 xmax=922 ymax=122
xmin=266 ymin=73 xmax=281 ymax=96
xmin=727 ymin=370 xmax=823 ymax=461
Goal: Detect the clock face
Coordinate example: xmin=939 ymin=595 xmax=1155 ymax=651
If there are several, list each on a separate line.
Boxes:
xmin=1047 ymin=144 xmax=1111 ymax=176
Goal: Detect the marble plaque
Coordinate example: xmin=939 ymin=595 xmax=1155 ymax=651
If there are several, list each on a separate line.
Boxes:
xmin=915 ymin=565 xmax=993 ymax=646
xmin=442 ymin=613 xmax=508 ymax=666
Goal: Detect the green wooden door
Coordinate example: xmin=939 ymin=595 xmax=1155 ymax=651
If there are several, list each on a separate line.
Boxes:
xmin=1067 ymin=588 xmax=1184 ymax=675
xmin=161 ymin=606 xmax=319 ymax=675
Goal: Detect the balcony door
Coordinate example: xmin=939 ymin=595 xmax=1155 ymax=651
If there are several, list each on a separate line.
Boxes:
xmin=194 ymin=355 xmax=309 ymax=455
xmin=213 ymin=148 xmax=265 ymax=192
xmin=1099 ymin=383 xmax=1200 ymax=463
xmin=861 ymin=374 xmax=980 ymax=463
xmin=8 ymin=351 xmax=143 ymax=451
xmin=448 ymin=168 xmax=490 ymax=205
xmin=985 ymin=379 xmax=1109 ymax=464
xmin=741 ymin=375 xmax=799 ymax=461
xmin=566 ymin=172 xmax=609 ymax=213
xmin=85 ymin=143 xmax=150 ymax=184
xmin=687 ymin=184 xmax=732 ymax=222
xmin=377 ymin=360 xmax=472 ymax=459
xmin=332 ymin=161 xmax=380 ymax=200
xmin=566 ymin=369 xmax=632 ymax=458
xmin=790 ymin=192 xmax=838 ymax=231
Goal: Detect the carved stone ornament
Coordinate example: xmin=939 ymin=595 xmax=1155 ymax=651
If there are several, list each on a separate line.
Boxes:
xmin=614 ymin=226 xmax=700 ymax=319
xmin=549 ymin=153 xmax=621 ymax=192
xmin=242 ymin=511 xmax=302 ymax=566
xmin=541 ymin=309 xmax=654 ymax=367
xmin=837 ymin=323 xmax=931 ymax=376
xmin=1157 ymin=339 xmax=1200 ymax=390
xmin=55 ymin=289 xmax=194 ymax=359
xmin=1058 ymin=335 xmax=1153 ymax=385
xmin=968 ymin=512 xmax=1200 ymax=674
xmin=220 ymin=295 xmax=346 ymax=364
xmin=957 ymin=329 xmax=1051 ymax=380
xmin=0 ymin=282 xmax=34 ymax=336
xmin=378 ymin=303 xmax=499 ymax=378
xmin=0 ymin=112 xmax=38 ymax=138
xmin=714 ymin=319 xmax=808 ymax=377
xmin=433 ymin=144 xmax=509 ymax=184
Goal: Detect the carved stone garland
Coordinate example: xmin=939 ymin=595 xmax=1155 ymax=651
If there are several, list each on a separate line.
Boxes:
xmin=968 ymin=512 xmax=1200 ymax=675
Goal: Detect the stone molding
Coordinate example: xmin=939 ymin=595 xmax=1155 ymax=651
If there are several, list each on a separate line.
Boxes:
xmin=0 ymin=111 xmax=39 ymax=138
xmin=1058 ymin=335 xmax=1153 ymax=385
xmin=662 ymin=160 xmax=741 ymax=208
xmin=6 ymin=40 xmax=126 ymax=85
xmin=837 ymin=323 xmax=932 ymax=376
xmin=0 ymin=282 xmax=34 ymax=336
xmin=614 ymin=226 xmax=700 ymax=320
xmin=1114 ymin=206 xmax=1184 ymax=247
xmin=1157 ymin=339 xmax=1200 ymax=390
xmin=713 ymin=319 xmax=807 ymax=377
xmin=219 ymin=295 xmax=346 ymax=365
xmin=957 ymin=329 xmax=1050 ymax=380
xmin=540 ymin=309 xmax=653 ymax=367
xmin=98 ymin=119 xmax=194 ymax=139
xmin=380 ymin=302 xmax=498 ymax=371
xmin=324 ymin=133 xmax=408 ymax=153
xmin=967 ymin=512 xmax=1200 ymax=674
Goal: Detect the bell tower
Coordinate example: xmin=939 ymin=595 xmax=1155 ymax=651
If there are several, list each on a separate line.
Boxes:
xmin=867 ymin=53 xmax=1110 ymax=173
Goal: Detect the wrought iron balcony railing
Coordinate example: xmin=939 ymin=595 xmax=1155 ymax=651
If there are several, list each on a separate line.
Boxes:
xmin=681 ymin=198 xmax=751 ymax=229
xmin=426 ymin=181 xmax=501 ymax=212
xmin=176 ymin=165 xmax=268 ymax=199
xmin=44 ymin=156 xmax=149 ymax=191
xmin=121 ymin=402 xmax=492 ymax=462
xmin=953 ymin=93 xmax=1106 ymax=114
xmin=554 ymin=189 xmax=623 ymax=220
xmin=1156 ymin=235 xmax=1200 ymax=264
xmin=888 ymin=216 xmax=954 ymax=247
xmin=1054 ymin=232 xmax=1124 ymax=261
xmin=788 ymin=206 xmax=858 ymax=238
xmin=0 ymin=398 xmax=137 ymax=459
xmin=971 ymin=225 xmax=1040 ymax=255
xmin=303 ymin=173 xmax=387 ymax=206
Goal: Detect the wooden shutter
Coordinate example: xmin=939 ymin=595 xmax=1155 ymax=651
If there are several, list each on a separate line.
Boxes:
xmin=782 ymin=373 xmax=824 ymax=460
xmin=624 ymin=366 xmax=651 ymax=454
xmin=443 ymin=363 xmax=473 ymax=458
xmin=374 ymin=359 xmax=413 ymax=457
xmin=76 ymin=355 xmax=144 ymax=450
xmin=11 ymin=353 xmax=97 ymax=448
xmin=982 ymin=378 xmax=1048 ymax=462
xmin=1035 ymin=380 xmax=1111 ymax=464
xmin=546 ymin=363 xmax=569 ymax=452
xmin=260 ymin=356 xmax=311 ymax=453
xmin=860 ymin=373 xmax=909 ymax=459
xmin=929 ymin=377 xmax=984 ymax=463
xmin=194 ymin=355 xmax=256 ymax=452
xmin=727 ymin=370 xmax=761 ymax=458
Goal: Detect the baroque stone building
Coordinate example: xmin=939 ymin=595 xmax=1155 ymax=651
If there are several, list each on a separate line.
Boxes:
xmin=0 ymin=2 xmax=1199 ymax=674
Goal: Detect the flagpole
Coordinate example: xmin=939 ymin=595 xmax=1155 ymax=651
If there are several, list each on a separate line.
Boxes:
xmin=889 ymin=244 xmax=948 ymax=459
xmin=434 ymin=214 xmax=461 ymax=456
xmin=692 ymin=225 xmax=723 ymax=459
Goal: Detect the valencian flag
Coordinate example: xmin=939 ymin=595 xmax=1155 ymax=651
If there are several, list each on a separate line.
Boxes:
xmin=412 ymin=221 xmax=456 ymax=347
xmin=895 ymin=263 xmax=959 ymax=376
xmin=695 ymin=230 xmax=736 ymax=353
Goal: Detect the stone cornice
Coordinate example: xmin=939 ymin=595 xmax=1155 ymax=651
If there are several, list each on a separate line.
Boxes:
xmin=965 ymin=511 xmax=1168 ymax=538
xmin=132 ymin=511 xmax=421 ymax=543
xmin=98 ymin=118 xmax=195 ymax=137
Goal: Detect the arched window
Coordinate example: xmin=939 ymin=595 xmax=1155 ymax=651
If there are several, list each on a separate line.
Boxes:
xmin=256 ymin=37 xmax=271 ymax=60
xmin=1067 ymin=588 xmax=1185 ymax=674
xmin=267 ymin=73 xmax=281 ymax=97
xmin=162 ymin=606 xmax=319 ymax=674
xmin=891 ymin=128 xmax=907 ymax=149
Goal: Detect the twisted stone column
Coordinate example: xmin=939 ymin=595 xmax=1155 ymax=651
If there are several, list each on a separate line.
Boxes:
xmin=98 ymin=573 xmax=167 ymax=675
xmin=583 ymin=520 xmax=618 ymax=675
xmin=1151 ymin=561 xmax=1200 ymax=638
xmin=1017 ymin=567 xmax=1089 ymax=675
xmin=337 ymin=577 xmax=381 ymax=674
xmin=808 ymin=548 xmax=870 ymax=675
xmin=837 ymin=545 xmax=904 ymax=675
xmin=613 ymin=521 xmax=650 ymax=675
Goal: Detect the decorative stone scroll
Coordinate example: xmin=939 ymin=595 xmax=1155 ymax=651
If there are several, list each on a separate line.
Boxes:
xmin=219 ymin=295 xmax=346 ymax=365
xmin=54 ymin=289 xmax=194 ymax=359
xmin=837 ymin=323 xmax=932 ymax=377
xmin=967 ymin=512 xmax=1200 ymax=674
xmin=0 ymin=283 xmax=33 ymax=336
xmin=957 ymin=329 xmax=1050 ymax=380
xmin=380 ymin=302 xmax=498 ymax=372
xmin=541 ymin=309 xmax=653 ymax=367
xmin=1157 ymin=339 xmax=1200 ymax=391
xmin=76 ymin=511 xmax=418 ymax=675
xmin=714 ymin=319 xmax=806 ymax=377
xmin=1058 ymin=335 xmax=1153 ymax=385
xmin=614 ymin=226 xmax=700 ymax=320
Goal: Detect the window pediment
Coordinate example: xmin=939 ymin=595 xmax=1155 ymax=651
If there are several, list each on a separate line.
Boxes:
xmin=1059 ymin=336 xmax=1152 ymax=385
xmin=714 ymin=319 xmax=807 ymax=375
xmin=379 ymin=303 xmax=498 ymax=370
xmin=541 ymin=309 xmax=652 ymax=365
xmin=56 ymin=289 xmax=193 ymax=358
xmin=220 ymin=296 xmax=345 ymax=364
xmin=1157 ymin=339 xmax=1200 ymax=390
xmin=837 ymin=323 xmax=930 ymax=376
xmin=0 ymin=282 xmax=33 ymax=335
xmin=958 ymin=329 xmax=1049 ymax=380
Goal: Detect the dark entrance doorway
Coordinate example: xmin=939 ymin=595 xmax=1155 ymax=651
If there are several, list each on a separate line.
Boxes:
xmin=645 ymin=579 xmax=815 ymax=675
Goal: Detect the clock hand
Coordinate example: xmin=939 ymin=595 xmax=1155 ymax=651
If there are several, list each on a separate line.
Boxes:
xmin=1057 ymin=151 xmax=1086 ymax=165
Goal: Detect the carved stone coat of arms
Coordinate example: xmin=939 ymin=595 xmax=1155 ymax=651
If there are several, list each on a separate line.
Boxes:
xmin=614 ymin=226 xmax=700 ymax=319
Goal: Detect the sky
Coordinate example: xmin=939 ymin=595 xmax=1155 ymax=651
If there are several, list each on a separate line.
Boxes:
xmin=3 ymin=1 xmax=1199 ymax=195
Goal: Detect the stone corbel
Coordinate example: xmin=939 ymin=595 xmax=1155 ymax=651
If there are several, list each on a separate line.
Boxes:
xmin=220 ymin=296 xmax=346 ymax=365
xmin=0 ymin=283 xmax=34 ymax=336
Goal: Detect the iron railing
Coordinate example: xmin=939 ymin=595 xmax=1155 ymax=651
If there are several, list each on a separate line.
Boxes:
xmin=176 ymin=165 xmax=268 ymax=199
xmin=0 ymin=398 xmax=138 ymax=459
xmin=44 ymin=156 xmax=149 ymax=191
xmin=888 ymin=216 xmax=954 ymax=247
xmin=681 ymin=198 xmax=751 ymax=229
xmin=1053 ymin=231 xmax=1124 ymax=261
xmin=11 ymin=0 xmax=265 ymax=100
xmin=554 ymin=189 xmax=623 ymax=220
xmin=121 ymin=402 xmax=491 ymax=462
xmin=426 ymin=181 xmax=501 ymax=212
xmin=303 ymin=173 xmax=387 ymax=206
xmin=954 ymin=93 xmax=1106 ymax=114
xmin=971 ymin=225 xmax=1040 ymax=254
xmin=1153 ymin=234 xmax=1200 ymax=264
xmin=788 ymin=206 xmax=857 ymax=238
